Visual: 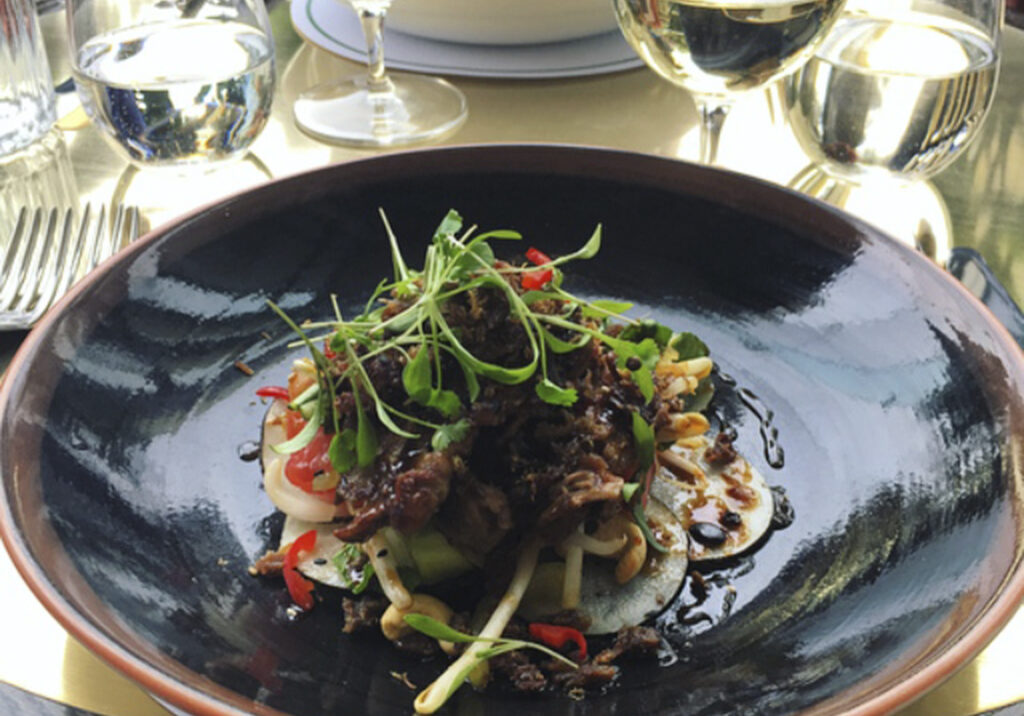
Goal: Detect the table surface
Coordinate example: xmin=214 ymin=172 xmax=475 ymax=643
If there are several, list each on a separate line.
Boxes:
xmin=2 ymin=2 xmax=1024 ymax=715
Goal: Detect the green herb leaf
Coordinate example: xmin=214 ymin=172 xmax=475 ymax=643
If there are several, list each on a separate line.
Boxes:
xmin=332 ymin=543 xmax=376 ymax=594
xmin=329 ymin=429 xmax=357 ymax=473
xmin=355 ymin=397 xmax=378 ymax=468
xmin=541 ymin=327 xmax=590 ymax=354
xmin=581 ymin=299 xmax=634 ymax=319
xmin=631 ymin=411 xmax=655 ymax=472
xmin=550 ymin=225 xmax=602 ymax=265
xmin=520 ymin=290 xmax=564 ymax=305
xmin=381 ymin=210 xmax=410 ymax=284
xmin=403 ymin=615 xmax=580 ymax=669
xmin=536 ymin=378 xmax=579 ymax=407
xmin=435 ymin=311 xmax=537 ymax=385
xmin=468 ymin=229 xmax=522 ymax=243
xmin=620 ymin=319 xmax=673 ymax=347
xmin=402 ymin=347 xmax=432 ymax=402
xmin=449 ymin=241 xmax=496 ymax=280
xmin=426 ymin=388 xmax=462 ymax=418
xmin=622 ymin=482 xmax=640 ymax=503
xmin=446 ymin=347 xmax=481 ymax=402
xmin=287 ymin=382 xmax=320 ymax=411
xmin=432 ymin=418 xmax=471 ymax=451
xmin=606 ymin=336 xmax=661 ymax=404
xmin=271 ymin=400 xmax=322 ymax=455
xmin=671 ymin=332 xmax=710 ymax=360
xmin=433 ymin=209 xmax=463 ymax=245
xmin=403 ymin=614 xmax=480 ymax=643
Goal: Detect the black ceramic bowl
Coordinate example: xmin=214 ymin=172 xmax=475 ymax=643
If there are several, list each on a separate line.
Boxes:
xmin=2 ymin=146 xmax=1023 ymax=716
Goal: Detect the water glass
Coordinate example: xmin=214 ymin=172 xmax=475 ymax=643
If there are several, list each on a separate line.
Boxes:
xmin=66 ymin=0 xmax=276 ymax=167
xmin=783 ymin=0 xmax=1003 ymax=183
xmin=0 ymin=128 xmax=77 ymax=240
xmin=0 ymin=0 xmax=57 ymax=156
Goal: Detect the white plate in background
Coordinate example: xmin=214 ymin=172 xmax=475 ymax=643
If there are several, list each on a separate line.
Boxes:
xmin=290 ymin=0 xmax=643 ymax=80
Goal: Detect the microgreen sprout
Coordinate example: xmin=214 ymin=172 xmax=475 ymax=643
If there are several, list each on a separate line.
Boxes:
xmin=268 ymin=209 xmax=684 ymax=472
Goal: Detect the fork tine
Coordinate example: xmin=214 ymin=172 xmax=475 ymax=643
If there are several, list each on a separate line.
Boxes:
xmin=2 ymin=204 xmax=145 ymax=330
xmin=126 ymin=206 xmax=141 ymax=244
xmin=24 ymin=208 xmax=77 ymax=324
xmin=58 ymin=203 xmax=93 ymax=291
xmin=109 ymin=202 xmax=132 ymax=256
xmin=84 ymin=205 xmax=108 ymax=272
xmin=108 ymin=204 xmax=127 ymax=258
xmin=11 ymin=208 xmax=62 ymax=316
xmin=0 ymin=208 xmax=46 ymax=311
xmin=1 ymin=207 xmax=30 ymax=280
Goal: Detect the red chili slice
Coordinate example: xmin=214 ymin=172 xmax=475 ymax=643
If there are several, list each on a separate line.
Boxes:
xmin=526 ymin=247 xmax=552 ymax=266
xmin=522 ymin=247 xmax=554 ymax=290
xmin=528 ymin=622 xmax=588 ymax=660
xmin=283 ymin=529 xmax=317 ymax=611
xmin=521 ymin=270 xmax=553 ymax=290
xmin=256 ymin=386 xmax=291 ymax=400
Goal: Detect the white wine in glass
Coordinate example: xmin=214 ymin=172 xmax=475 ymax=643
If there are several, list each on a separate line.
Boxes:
xmin=613 ymin=0 xmax=847 ymax=164
xmin=293 ymin=0 xmax=467 ymax=147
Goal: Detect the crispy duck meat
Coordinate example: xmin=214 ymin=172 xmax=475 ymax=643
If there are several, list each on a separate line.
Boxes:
xmin=326 ymin=279 xmax=664 ymax=550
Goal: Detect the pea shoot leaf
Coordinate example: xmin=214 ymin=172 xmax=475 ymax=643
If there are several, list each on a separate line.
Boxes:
xmin=536 ymin=378 xmax=579 ymax=407
xmin=450 ymin=241 xmax=496 ymax=280
xmin=631 ymin=411 xmax=655 ymax=471
xmin=620 ymin=318 xmax=673 ymax=347
xmin=355 ymin=395 xmax=378 ymax=467
xmin=402 ymin=347 xmax=432 ymax=402
xmin=433 ymin=209 xmax=463 ymax=245
xmin=541 ymin=327 xmax=590 ymax=354
xmin=671 ymin=332 xmax=710 ymax=360
xmin=333 ymin=543 xmax=376 ymax=594
xmin=329 ymin=429 xmax=357 ymax=473
xmin=426 ymin=388 xmax=462 ymax=418
xmin=581 ymin=299 xmax=634 ymax=320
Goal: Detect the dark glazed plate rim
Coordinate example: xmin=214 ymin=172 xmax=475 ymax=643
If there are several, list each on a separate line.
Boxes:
xmin=2 ymin=143 xmax=1024 ymax=716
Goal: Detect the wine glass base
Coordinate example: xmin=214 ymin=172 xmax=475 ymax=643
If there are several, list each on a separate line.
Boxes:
xmin=293 ymin=72 xmax=467 ymax=148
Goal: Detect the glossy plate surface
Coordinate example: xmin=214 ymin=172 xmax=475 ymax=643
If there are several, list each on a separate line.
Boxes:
xmin=2 ymin=146 xmax=1023 ymax=716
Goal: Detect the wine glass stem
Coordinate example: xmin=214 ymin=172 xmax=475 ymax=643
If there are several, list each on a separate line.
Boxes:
xmin=696 ymin=100 xmax=730 ymax=165
xmin=355 ymin=3 xmax=393 ymax=94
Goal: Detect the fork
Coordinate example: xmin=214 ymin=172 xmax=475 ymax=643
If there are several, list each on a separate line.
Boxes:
xmin=0 ymin=204 xmax=141 ymax=330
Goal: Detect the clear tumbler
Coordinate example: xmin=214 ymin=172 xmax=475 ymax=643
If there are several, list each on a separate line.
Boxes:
xmin=0 ymin=0 xmax=57 ymax=155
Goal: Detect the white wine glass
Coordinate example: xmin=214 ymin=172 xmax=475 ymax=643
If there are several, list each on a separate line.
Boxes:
xmin=613 ymin=0 xmax=848 ymax=165
xmin=67 ymin=0 xmax=276 ymax=167
xmin=782 ymin=0 xmax=1002 ymax=261
xmin=292 ymin=0 xmax=467 ymax=147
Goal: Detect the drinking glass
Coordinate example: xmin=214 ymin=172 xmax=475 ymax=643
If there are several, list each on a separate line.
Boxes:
xmin=66 ymin=0 xmax=275 ymax=166
xmin=782 ymin=0 xmax=1002 ymax=263
xmin=292 ymin=0 xmax=467 ymax=147
xmin=0 ymin=0 xmax=56 ymax=156
xmin=783 ymin=0 xmax=1002 ymax=184
xmin=613 ymin=0 xmax=848 ymax=165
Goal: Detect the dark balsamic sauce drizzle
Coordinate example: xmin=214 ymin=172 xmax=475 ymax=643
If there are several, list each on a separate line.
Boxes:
xmin=716 ymin=369 xmax=785 ymax=469
xmin=738 ymin=387 xmax=785 ymax=470
xmin=662 ymin=369 xmax=793 ymax=642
